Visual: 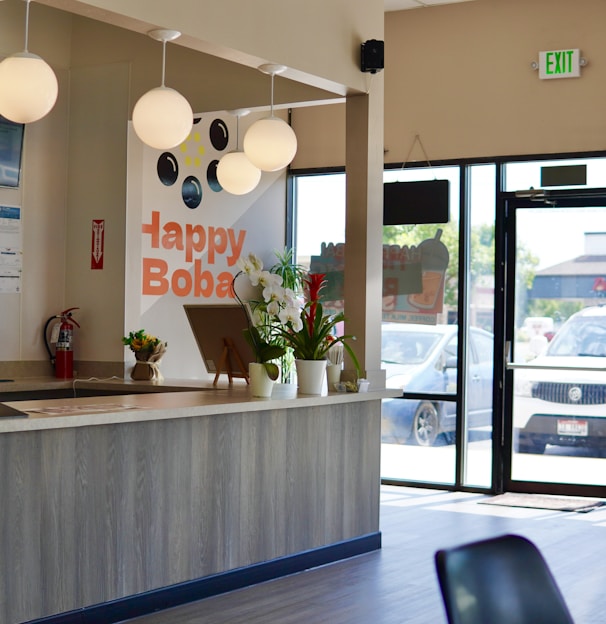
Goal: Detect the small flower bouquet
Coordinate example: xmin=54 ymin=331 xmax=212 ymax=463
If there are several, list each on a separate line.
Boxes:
xmin=122 ymin=329 xmax=167 ymax=381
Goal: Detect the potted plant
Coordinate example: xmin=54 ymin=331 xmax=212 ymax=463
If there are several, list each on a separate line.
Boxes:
xmin=267 ymin=247 xmax=306 ymax=383
xmin=234 ymin=252 xmax=361 ymax=395
xmin=276 ymin=273 xmax=361 ymax=394
xmin=232 ymin=252 xmax=295 ymax=396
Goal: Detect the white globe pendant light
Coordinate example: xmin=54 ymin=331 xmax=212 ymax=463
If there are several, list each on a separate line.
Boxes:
xmin=243 ymin=64 xmax=297 ymax=172
xmin=132 ymin=29 xmax=193 ymax=150
xmin=0 ymin=0 xmax=58 ymax=124
xmin=217 ymin=109 xmax=261 ymax=195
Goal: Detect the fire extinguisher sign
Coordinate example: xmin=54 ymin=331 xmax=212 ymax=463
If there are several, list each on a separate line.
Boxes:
xmin=91 ymin=219 xmax=105 ymax=270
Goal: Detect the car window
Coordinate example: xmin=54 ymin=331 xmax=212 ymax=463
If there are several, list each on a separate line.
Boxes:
xmin=443 ymin=335 xmax=457 ymax=360
xmin=547 ymin=317 xmax=606 ymax=357
xmin=471 ymin=330 xmax=494 ymax=364
xmin=381 ymin=329 xmax=443 ymax=365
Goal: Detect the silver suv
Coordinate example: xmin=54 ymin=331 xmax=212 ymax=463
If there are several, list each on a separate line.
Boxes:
xmin=514 ymin=305 xmax=606 ymax=454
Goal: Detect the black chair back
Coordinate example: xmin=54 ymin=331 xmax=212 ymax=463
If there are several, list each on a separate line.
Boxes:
xmin=435 ymin=534 xmax=574 ymax=624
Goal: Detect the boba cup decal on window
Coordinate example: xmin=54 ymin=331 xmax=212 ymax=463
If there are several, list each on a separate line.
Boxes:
xmin=407 ymin=229 xmax=449 ymax=314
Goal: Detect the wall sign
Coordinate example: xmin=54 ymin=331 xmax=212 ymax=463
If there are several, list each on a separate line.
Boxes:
xmin=538 ymin=49 xmax=581 ymax=79
xmin=91 ymin=219 xmax=104 ymax=270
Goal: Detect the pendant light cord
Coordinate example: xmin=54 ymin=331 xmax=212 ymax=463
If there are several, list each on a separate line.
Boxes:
xmin=160 ymin=39 xmax=167 ymax=87
xmin=24 ymin=0 xmax=31 ymax=52
xmin=270 ymin=71 xmax=275 ymax=117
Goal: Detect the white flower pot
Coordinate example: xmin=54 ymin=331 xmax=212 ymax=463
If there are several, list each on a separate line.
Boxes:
xmin=295 ymin=359 xmax=327 ymax=395
xmin=249 ymin=362 xmax=275 ymax=398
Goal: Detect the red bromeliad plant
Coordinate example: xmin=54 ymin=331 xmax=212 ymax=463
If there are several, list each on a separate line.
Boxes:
xmin=303 ymin=272 xmax=325 ymax=338
xmin=278 ymin=273 xmax=361 ymax=374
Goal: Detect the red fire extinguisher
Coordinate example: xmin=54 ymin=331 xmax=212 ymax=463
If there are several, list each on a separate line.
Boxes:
xmin=44 ymin=307 xmax=80 ymax=379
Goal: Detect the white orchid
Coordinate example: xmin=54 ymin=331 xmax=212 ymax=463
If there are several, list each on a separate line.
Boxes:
xmin=283 ymin=287 xmax=298 ymax=307
xmin=279 ymin=306 xmax=303 ymax=333
xmin=258 ymin=271 xmax=283 ymax=289
xmin=232 ymin=249 xmax=309 ymax=381
xmin=263 ymin=283 xmax=285 ymax=305
xmin=266 ymin=300 xmax=281 ymax=316
xmin=237 ymin=252 xmax=263 ymax=274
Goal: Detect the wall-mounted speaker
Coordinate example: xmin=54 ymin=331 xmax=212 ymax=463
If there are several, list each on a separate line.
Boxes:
xmin=361 ymin=39 xmax=384 ymax=74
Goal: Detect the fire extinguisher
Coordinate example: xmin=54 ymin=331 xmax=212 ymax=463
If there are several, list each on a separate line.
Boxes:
xmin=44 ymin=307 xmax=80 ymax=379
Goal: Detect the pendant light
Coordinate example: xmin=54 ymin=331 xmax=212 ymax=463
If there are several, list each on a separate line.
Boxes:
xmin=216 ymin=109 xmax=261 ymax=195
xmin=132 ymin=29 xmax=193 ymax=150
xmin=243 ymin=64 xmax=297 ymax=172
xmin=0 ymin=0 xmax=58 ymax=124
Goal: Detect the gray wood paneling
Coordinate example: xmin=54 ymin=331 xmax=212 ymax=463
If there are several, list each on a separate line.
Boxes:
xmin=0 ymin=400 xmax=381 ymax=623
xmin=126 ymin=485 xmax=606 ymax=624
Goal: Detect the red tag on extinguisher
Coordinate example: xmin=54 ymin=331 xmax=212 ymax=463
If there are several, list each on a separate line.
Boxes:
xmin=91 ymin=219 xmax=105 ymax=270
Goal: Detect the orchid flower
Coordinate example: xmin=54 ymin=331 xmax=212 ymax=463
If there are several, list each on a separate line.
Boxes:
xmin=279 ymin=306 xmax=304 ymax=333
xmin=264 ymin=284 xmax=287 ymax=316
xmin=237 ymin=252 xmax=263 ymax=274
xmin=259 ymin=271 xmax=282 ymax=287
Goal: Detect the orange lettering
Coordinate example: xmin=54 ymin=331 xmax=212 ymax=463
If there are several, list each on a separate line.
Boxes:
xmin=142 ymin=258 xmax=168 ymax=295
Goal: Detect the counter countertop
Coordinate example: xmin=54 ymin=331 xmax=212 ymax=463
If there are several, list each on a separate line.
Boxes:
xmin=0 ymin=376 xmax=400 ymax=433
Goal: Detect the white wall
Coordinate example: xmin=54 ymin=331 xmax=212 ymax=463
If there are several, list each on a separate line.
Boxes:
xmin=125 ymin=112 xmax=288 ymax=380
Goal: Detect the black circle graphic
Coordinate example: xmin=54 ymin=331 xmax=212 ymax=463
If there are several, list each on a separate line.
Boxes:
xmin=209 ymin=118 xmax=229 ymax=151
xmin=207 ymin=160 xmax=222 ymax=192
xmin=182 ymin=176 xmax=202 ymax=209
xmin=157 ymin=152 xmax=179 ymax=186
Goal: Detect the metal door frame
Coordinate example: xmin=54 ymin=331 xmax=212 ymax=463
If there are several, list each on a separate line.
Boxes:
xmin=497 ymin=188 xmax=606 ymax=497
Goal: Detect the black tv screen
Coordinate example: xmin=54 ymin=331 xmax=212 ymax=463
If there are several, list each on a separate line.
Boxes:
xmin=0 ymin=116 xmax=24 ymax=188
xmin=383 ymin=179 xmax=449 ymax=225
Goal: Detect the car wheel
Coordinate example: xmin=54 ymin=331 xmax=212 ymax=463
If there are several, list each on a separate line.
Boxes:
xmin=411 ymin=402 xmax=440 ymax=446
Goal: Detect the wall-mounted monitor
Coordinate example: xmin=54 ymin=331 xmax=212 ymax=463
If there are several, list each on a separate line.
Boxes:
xmin=0 ymin=116 xmax=24 ymax=188
xmin=384 ymin=179 xmax=449 ymax=225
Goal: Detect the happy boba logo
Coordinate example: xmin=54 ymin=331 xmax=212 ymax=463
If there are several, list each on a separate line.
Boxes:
xmin=140 ymin=116 xmax=248 ymax=299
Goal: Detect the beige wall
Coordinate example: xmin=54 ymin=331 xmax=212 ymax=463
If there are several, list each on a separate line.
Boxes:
xmin=66 ymin=17 xmax=340 ymax=117
xmin=292 ymin=0 xmax=606 ymax=170
xmin=0 ymin=0 xmax=383 ymax=369
xmin=0 ymin=4 xmax=71 ymax=366
xmin=39 ymin=0 xmax=383 ymax=97
xmin=65 ymin=62 xmax=130 ymax=365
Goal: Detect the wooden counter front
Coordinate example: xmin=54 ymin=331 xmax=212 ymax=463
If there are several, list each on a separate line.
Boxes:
xmin=0 ymin=386 xmax=394 ymax=624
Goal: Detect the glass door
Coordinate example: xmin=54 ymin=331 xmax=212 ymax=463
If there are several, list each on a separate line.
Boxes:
xmin=503 ymin=193 xmax=606 ymax=496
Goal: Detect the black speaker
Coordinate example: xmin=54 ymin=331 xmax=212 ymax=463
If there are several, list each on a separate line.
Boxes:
xmin=361 ymin=39 xmax=384 ymax=74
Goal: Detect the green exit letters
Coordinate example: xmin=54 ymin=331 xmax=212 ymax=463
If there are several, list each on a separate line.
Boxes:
xmin=539 ymin=49 xmax=581 ymax=80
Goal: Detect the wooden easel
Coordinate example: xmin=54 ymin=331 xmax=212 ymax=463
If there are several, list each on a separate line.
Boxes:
xmin=213 ymin=337 xmax=250 ymax=385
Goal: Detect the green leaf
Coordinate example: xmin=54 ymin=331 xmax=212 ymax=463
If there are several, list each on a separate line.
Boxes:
xmin=263 ymin=362 xmax=280 ymax=380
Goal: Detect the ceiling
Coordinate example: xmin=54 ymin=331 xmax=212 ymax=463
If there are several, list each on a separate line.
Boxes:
xmin=385 ymin=0 xmax=477 ymax=12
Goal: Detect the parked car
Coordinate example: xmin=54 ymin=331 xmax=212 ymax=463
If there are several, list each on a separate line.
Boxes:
xmin=514 ymin=305 xmax=606 ymax=454
xmin=381 ymin=323 xmax=494 ymax=446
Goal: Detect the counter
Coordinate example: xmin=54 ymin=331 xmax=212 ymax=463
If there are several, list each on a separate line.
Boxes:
xmin=0 ymin=378 xmax=398 ymax=624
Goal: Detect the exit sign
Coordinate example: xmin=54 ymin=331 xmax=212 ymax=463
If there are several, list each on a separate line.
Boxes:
xmin=539 ymin=49 xmax=581 ymax=79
